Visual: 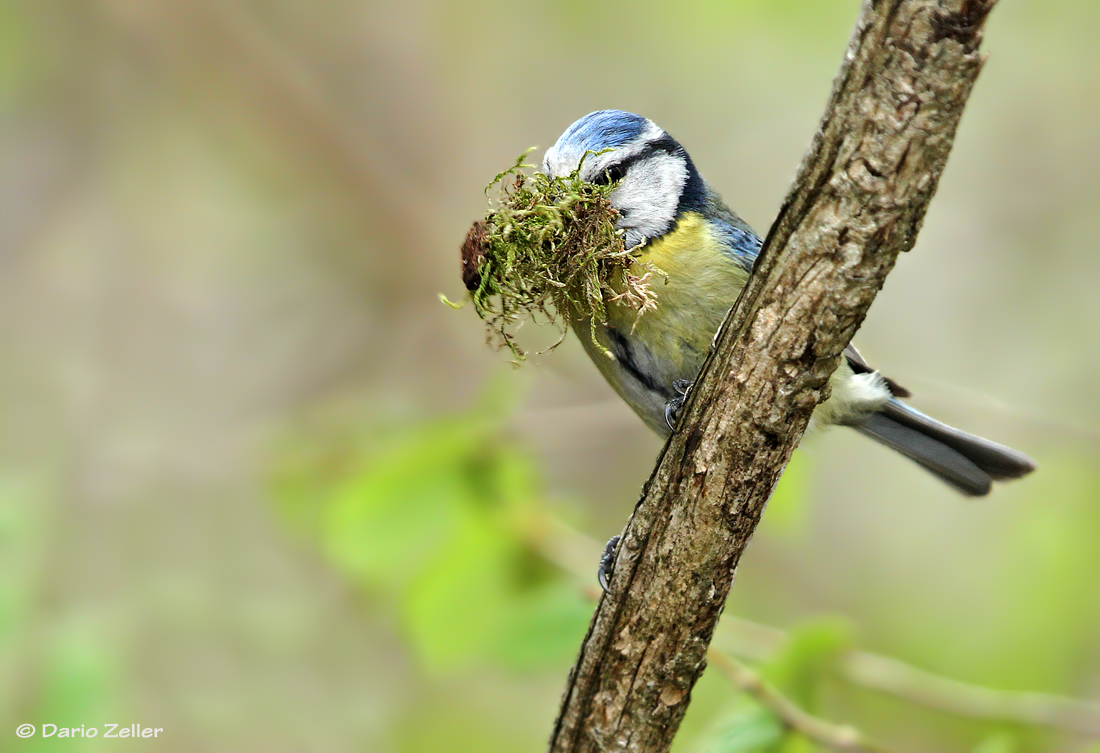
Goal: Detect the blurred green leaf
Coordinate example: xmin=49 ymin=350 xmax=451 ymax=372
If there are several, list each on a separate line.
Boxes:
xmin=321 ymin=415 xmax=539 ymax=671
xmin=402 ymin=505 xmax=516 ymax=670
xmin=322 ymin=417 xmax=498 ymax=587
xmin=275 ymin=399 xmax=595 ymax=673
xmin=703 ymin=702 xmax=785 ymax=753
xmin=494 ymin=582 xmax=591 ymax=670
xmin=762 ymin=617 xmax=854 ymax=709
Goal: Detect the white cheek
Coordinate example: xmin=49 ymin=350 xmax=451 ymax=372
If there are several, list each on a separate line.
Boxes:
xmin=613 ymin=153 xmax=687 ymax=245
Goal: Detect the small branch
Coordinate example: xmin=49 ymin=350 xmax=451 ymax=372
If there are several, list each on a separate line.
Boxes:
xmin=842 ymin=652 xmax=1100 ymax=737
xmin=547 ymin=1 xmax=998 ymax=751
xmin=528 ymin=515 xmax=1100 ymax=737
xmin=718 ymin=617 xmax=1100 ymax=737
xmin=707 ymin=650 xmax=902 ymax=753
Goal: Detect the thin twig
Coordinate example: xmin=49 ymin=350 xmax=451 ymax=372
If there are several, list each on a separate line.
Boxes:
xmin=526 ymin=513 xmax=1100 ymax=737
xmin=717 ymin=617 xmax=1100 ymax=737
xmin=842 ymin=651 xmax=1100 ymax=737
xmin=707 ymin=650 xmax=903 ymax=753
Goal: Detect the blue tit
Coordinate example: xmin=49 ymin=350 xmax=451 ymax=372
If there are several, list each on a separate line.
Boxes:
xmin=542 ymin=109 xmax=1035 ymax=496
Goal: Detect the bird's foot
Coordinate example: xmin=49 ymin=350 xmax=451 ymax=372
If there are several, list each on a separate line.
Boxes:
xmin=597 ymin=535 xmax=621 ymax=593
xmin=664 ymin=379 xmax=694 ymax=431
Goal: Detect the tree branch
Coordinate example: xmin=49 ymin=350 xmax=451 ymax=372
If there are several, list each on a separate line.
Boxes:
xmin=547 ymin=1 xmax=997 ymax=751
xmin=527 ymin=514 xmax=1100 ymax=738
xmin=719 ymin=618 xmax=1100 ymax=738
xmin=707 ymin=651 xmax=903 ymax=753
xmin=841 ymin=651 xmax=1100 ymax=736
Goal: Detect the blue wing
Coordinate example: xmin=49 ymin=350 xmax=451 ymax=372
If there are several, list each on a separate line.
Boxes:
xmin=710 ymin=219 xmax=762 ymax=273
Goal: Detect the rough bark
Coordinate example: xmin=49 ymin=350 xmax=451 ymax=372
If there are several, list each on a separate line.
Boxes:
xmin=547 ymin=1 xmax=997 ymax=751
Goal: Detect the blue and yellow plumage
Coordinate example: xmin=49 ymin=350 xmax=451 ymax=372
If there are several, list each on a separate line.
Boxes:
xmin=543 ymin=109 xmax=1035 ymax=495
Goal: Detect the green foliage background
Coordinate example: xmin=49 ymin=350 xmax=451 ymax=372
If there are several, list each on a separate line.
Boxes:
xmin=1 ymin=1 xmax=1099 ymax=752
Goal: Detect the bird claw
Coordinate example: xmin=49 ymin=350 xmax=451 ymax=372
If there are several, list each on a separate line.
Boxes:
xmin=664 ymin=379 xmax=694 ymax=431
xmin=597 ymin=535 xmax=621 ymax=592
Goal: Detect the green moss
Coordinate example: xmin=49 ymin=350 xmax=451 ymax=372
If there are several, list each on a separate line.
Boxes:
xmin=451 ymin=149 xmax=663 ymax=362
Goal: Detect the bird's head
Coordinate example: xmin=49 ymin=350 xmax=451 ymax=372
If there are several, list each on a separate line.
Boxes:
xmin=542 ymin=110 xmax=706 ymax=249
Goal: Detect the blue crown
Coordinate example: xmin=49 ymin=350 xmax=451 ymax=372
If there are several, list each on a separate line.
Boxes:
xmin=553 ymin=110 xmax=648 ymax=153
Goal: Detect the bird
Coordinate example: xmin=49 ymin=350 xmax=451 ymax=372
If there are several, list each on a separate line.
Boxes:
xmin=541 ymin=109 xmax=1036 ymax=497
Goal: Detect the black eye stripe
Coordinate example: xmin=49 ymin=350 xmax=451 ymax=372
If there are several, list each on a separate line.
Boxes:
xmin=591 ymin=134 xmax=685 ymax=185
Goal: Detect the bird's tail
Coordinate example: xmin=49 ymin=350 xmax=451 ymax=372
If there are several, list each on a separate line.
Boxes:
xmin=854 ymin=399 xmax=1036 ymax=496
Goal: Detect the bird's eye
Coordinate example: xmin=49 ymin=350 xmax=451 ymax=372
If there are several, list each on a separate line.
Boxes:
xmin=594 ymin=163 xmax=627 ymax=186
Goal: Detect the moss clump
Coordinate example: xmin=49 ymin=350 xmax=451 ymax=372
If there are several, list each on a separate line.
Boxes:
xmin=451 ymin=150 xmax=662 ymax=361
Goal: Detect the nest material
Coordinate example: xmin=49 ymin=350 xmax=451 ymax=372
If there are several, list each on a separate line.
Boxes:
xmin=454 ymin=150 xmax=663 ymax=361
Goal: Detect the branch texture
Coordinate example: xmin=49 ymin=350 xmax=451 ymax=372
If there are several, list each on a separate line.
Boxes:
xmin=548 ymin=1 xmax=996 ymax=751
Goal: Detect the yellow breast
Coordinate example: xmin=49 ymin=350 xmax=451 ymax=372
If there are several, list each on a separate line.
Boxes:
xmin=605 ymin=212 xmax=750 ymax=374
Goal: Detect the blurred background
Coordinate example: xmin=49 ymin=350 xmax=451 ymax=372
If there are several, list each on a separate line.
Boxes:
xmin=2 ymin=0 xmax=1099 ymax=751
